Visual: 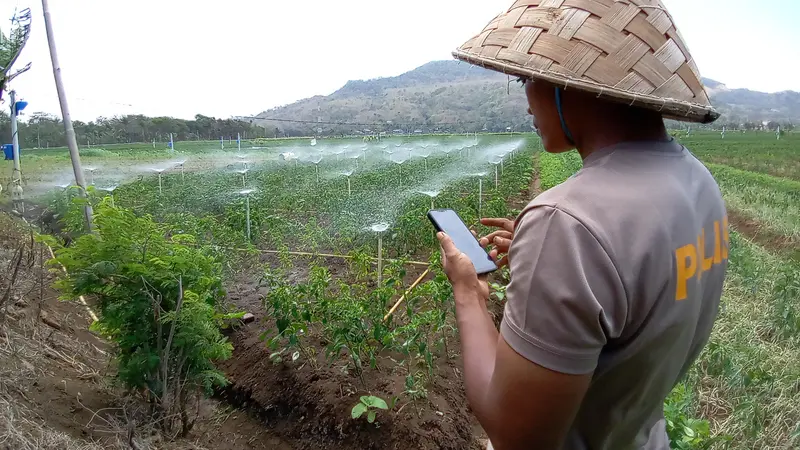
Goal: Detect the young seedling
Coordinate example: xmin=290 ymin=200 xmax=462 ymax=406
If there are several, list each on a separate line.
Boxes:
xmin=351 ymin=395 xmax=389 ymax=424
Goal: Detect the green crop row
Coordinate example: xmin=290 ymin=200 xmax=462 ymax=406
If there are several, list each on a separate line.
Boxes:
xmin=683 ymin=132 xmax=800 ymax=181
xmin=706 ymin=163 xmax=800 ymax=240
xmin=538 ymin=150 xmax=583 ymax=190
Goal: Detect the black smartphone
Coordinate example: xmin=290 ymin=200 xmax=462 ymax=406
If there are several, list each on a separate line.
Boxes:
xmin=427 ymin=209 xmax=498 ymax=275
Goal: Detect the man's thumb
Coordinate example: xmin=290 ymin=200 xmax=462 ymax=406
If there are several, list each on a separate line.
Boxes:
xmin=436 ymin=232 xmax=457 ymax=254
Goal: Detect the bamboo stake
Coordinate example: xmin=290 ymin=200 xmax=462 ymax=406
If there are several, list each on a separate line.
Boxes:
xmin=383 ymin=268 xmax=431 ymax=321
xmin=254 ymin=248 xmax=430 ymax=266
xmin=46 ymin=245 xmax=98 ymax=322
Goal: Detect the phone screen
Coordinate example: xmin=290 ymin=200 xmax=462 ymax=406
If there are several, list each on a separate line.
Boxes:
xmin=427 ymin=209 xmax=498 ymax=275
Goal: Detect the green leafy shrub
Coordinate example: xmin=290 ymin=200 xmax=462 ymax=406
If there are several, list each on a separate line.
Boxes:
xmin=50 ymin=200 xmax=238 ymax=437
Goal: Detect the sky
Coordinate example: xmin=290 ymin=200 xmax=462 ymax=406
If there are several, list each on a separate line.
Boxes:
xmin=1 ymin=0 xmax=798 ymax=122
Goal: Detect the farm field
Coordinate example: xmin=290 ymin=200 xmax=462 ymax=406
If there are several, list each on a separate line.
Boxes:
xmin=2 ymin=131 xmax=798 ymax=449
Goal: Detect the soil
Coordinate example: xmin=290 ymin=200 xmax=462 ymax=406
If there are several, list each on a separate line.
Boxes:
xmin=727 ymin=208 xmax=799 ymax=258
xmin=218 ymin=251 xmax=484 ymax=450
xmin=0 ymin=212 xmax=290 ymax=450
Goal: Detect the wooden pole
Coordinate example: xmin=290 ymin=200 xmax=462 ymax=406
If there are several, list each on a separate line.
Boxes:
xmin=42 ymin=0 xmax=93 ymax=230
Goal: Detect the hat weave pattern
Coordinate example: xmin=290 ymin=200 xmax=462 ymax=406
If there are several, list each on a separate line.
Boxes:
xmin=453 ymin=0 xmax=719 ymax=123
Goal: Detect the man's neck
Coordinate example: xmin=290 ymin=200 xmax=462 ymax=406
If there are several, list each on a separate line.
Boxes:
xmin=573 ymin=115 xmax=669 ymax=160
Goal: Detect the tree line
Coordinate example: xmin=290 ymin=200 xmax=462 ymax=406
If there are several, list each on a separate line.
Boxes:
xmin=0 ymin=112 xmax=265 ymax=148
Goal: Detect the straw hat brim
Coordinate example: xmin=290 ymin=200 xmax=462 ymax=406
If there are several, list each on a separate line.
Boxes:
xmin=454 ymin=49 xmax=719 ymax=124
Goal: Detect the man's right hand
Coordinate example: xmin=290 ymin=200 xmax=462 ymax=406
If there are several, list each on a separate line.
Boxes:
xmin=479 ymin=218 xmax=515 ymax=268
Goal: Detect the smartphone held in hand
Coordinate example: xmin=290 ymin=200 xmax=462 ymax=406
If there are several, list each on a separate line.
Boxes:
xmin=427 ymin=209 xmax=498 ymax=275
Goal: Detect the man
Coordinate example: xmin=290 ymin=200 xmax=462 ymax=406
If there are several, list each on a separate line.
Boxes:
xmin=437 ymin=1 xmax=728 ymax=449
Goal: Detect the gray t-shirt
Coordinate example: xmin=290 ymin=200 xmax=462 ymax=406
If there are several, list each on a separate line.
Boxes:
xmin=502 ymin=140 xmax=727 ymax=449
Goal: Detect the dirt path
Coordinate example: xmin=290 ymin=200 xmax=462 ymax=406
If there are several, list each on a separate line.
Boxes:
xmin=727 ymin=208 xmax=799 ymax=259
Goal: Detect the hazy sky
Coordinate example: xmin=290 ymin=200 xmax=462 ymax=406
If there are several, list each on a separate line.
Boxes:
xmin=2 ymin=0 xmax=798 ymax=122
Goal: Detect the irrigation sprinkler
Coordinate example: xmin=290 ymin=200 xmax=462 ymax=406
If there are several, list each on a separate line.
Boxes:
xmin=220 ymin=136 xmax=224 ymax=149
xmin=151 ymin=168 xmax=165 ymax=194
xmin=370 ymin=222 xmax=389 ymax=284
xmin=169 ymin=133 xmax=174 ymax=152
xmin=310 ymin=138 xmax=317 ymax=146
xmin=419 ymin=190 xmax=440 ymax=210
xmin=349 ymin=152 xmax=361 ymax=170
xmin=236 ymin=168 xmax=249 ymax=187
xmin=473 ymin=172 xmax=487 ymax=219
xmin=721 ymin=126 xmax=726 ymax=140
xmin=239 ymin=189 xmax=256 ymax=241
xmin=308 ymin=154 xmax=324 ymax=184
xmin=99 ymin=185 xmax=118 ymax=207
xmin=391 ymin=157 xmax=407 ymax=186
xmin=174 ymin=160 xmax=186 ymax=182
xmin=237 ymin=133 xmax=241 ymax=152
xmin=84 ymin=166 xmax=97 ymax=185
xmin=417 ymin=150 xmax=431 ymax=172
xmin=340 ymin=171 xmax=353 ymax=197
xmin=490 ymin=158 xmax=502 ymax=188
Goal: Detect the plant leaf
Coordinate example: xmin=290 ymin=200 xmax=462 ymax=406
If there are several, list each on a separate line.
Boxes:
xmin=351 ymin=403 xmax=367 ymax=419
xmin=367 ymin=410 xmax=376 ymax=423
xmin=372 ymin=397 xmax=388 ymax=410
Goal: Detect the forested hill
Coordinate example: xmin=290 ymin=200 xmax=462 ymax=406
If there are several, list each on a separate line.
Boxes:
xmin=251 ymin=60 xmax=800 ymax=136
xmin=9 ymin=61 xmax=799 ymax=148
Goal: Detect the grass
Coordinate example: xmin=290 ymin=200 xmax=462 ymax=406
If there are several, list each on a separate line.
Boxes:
xmin=683 ymin=233 xmax=800 ymax=449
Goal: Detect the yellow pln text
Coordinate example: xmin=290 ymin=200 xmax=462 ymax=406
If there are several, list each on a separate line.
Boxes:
xmin=675 ymin=216 xmax=729 ymax=301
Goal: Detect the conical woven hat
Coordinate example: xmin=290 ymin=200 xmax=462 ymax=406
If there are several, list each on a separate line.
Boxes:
xmin=453 ymin=0 xmax=719 ymax=123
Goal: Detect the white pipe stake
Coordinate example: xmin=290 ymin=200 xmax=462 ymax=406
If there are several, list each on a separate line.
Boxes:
xmin=245 ymin=196 xmax=251 ymax=240
xmin=377 ymin=234 xmax=383 ymax=285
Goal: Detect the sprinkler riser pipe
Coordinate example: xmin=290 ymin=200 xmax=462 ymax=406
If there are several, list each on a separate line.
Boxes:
xmin=478 ymin=178 xmax=483 ymax=219
xmin=158 ymin=173 xmax=163 ymax=195
xmin=377 ymin=234 xmax=383 ymax=285
xmin=245 ymin=196 xmax=251 ymax=240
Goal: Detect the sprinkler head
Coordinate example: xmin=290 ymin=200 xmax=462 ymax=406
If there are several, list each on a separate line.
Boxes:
xmin=370 ymin=222 xmax=389 ymax=233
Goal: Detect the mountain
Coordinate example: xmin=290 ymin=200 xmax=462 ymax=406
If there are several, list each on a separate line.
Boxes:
xmin=700 ymin=78 xmax=800 ymax=124
xmin=250 ymin=61 xmax=799 ymax=136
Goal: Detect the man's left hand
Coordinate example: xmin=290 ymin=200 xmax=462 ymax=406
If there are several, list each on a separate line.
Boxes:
xmin=437 ymin=232 xmax=490 ymax=301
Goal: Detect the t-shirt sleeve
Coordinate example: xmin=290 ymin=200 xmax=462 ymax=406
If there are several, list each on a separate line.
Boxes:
xmin=501 ymin=205 xmax=627 ymax=375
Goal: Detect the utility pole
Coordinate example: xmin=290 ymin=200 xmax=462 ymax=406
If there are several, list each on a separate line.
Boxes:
xmin=42 ymin=0 xmax=93 ymax=230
